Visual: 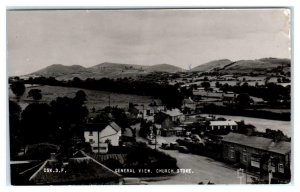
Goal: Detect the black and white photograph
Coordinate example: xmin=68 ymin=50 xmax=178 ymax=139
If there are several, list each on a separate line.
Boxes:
xmin=7 ymin=8 xmax=292 ymax=185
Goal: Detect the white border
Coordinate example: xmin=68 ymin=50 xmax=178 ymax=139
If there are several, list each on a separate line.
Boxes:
xmin=1 ymin=1 xmax=299 ymax=192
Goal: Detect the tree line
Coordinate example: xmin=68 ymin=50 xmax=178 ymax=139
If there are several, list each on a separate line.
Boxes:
xmin=19 ymin=76 xmax=185 ymax=109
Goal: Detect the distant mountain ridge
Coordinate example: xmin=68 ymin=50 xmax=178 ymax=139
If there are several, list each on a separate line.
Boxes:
xmin=27 ymin=62 xmax=185 ymax=80
xmin=25 ymin=58 xmax=290 ymax=80
xmin=190 ymin=58 xmax=290 ymax=73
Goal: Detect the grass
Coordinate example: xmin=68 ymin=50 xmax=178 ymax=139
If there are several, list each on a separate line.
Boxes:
xmin=9 ymin=84 xmax=161 ymax=111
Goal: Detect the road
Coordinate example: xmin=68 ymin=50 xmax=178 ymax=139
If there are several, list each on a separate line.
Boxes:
xmin=132 ymin=123 xmax=255 ymax=184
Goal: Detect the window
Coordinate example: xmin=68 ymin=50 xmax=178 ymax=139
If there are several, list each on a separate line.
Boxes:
xmin=251 ymin=156 xmax=260 ymax=168
xmin=278 ymin=163 xmax=284 ymax=173
xmin=229 ymin=148 xmax=235 ymax=159
xmin=89 ymin=139 xmax=94 ymax=143
xmin=243 ymin=153 xmax=248 ymax=162
xmin=89 ymin=131 xmax=93 ymax=136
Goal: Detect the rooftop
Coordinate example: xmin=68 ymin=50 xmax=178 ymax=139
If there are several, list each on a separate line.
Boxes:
xmin=222 ymin=133 xmax=291 ymax=155
xmin=162 ymin=108 xmax=183 ymax=117
xmin=28 ymin=152 xmax=121 ymax=184
xmin=85 ymin=121 xmax=121 ymax=132
xmin=210 ymin=120 xmax=237 ymax=126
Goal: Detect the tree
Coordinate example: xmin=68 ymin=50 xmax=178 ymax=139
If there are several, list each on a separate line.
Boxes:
xmin=9 ymin=100 xmax=23 ymax=158
xmin=10 ymin=81 xmax=26 ymax=101
xmin=21 ymin=103 xmax=54 ymax=144
xmin=74 ymin=90 xmax=87 ymax=105
xmin=201 ymin=82 xmax=211 ymax=90
xmin=236 ymin=93 xmax=252 ymax=108
xmin=27 ymin=89 xmax=42 ymax=101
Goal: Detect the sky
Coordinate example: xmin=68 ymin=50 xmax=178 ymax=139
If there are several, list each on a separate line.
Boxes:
xmin=7 ymin=9 xmax=291 ymax=76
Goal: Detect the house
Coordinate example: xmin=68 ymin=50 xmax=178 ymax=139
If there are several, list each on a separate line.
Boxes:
xmin=161 ymin=108 xmax=185 ymax=122
xmin=222 ymin=93 xmax=236 ymax=105
xmin=208 ymin=120 xmax=238 ymax=131
xmin=161 ymin=127 xmax=185 ymax=137
xmin=154 ymin=113 xmax=174 ymax=130
xmin=120 ymin=127 xmax=136 ymax=143
xmin=222 ymin=133 xmax=291 ymax=179
xmin=84 ymin=122 xmax=122 ymax=154
xmin=182 ymin=97 xmax=196 ymax=112
xmin=135 ymin=105 xmax=165 ymax=122
xmin=21 ymin=151 xmax=121 ymax=185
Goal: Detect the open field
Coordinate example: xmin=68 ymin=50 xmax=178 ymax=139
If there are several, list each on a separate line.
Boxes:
xmin=9 ymin=85 xmax=161 ymax=111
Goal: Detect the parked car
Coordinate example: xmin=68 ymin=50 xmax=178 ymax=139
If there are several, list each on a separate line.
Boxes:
xmin=178 ymin=146 xmax=190 ymax=153
xmin=148 ymin=139 xmax=158 ymax=145
xmin=170 ymin=142 xmax=178 ymax=150
xmin=121 ymin=178 xmax=148 ymax=185
xmin=161 ymin=142 xmax=169 ymax=149
xmin=184 ymin=137 xmax=193 ymax=142
xmin=191 ymin=134 xmax=202 ymax=142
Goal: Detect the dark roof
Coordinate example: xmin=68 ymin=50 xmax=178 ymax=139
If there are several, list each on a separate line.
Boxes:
xmin=85 ymin=121 xmax=121 ymax=133
xmin=222 ymin=133 xmax=291 ymax=155
xmin=109 ymin=122 xmax=121 ymax=132
xmin=29 ymin=153 xmax=121 ymax=184
xmin=85 ymin=123 xmax=107 ymax=132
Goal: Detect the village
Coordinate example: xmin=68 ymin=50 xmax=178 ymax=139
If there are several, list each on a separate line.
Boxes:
xmin=9 ymin=78 xmax=291 ymax=184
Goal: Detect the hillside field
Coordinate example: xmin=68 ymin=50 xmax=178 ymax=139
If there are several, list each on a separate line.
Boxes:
xmin=9 ymin=85 xmax=161 ymax=111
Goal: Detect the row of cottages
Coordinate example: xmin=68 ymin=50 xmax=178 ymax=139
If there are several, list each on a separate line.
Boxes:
xmin=222 ymin=133 xmax=291 ymax=178
xmin=208 ymin=120 xmax=238 ymax=131
xmin=84 ymin=122 xmax=122 ymax=154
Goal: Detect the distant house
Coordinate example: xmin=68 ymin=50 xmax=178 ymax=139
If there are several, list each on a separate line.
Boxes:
xmin=161 ymin=127 xmax=185 ymax=137
xmin=222 ymin=93 xmax=236 ymax=105
xmin=208 ymin=120 xmax=238 ymax=131
xmin=21 ymin=151 xmax=121 ymax=185
xmin=135 ymin=105 xmax=165 ymax=122
xmin=161 ymin=108 xmax=185 ymax=122
xmin=154 ymin=113 xmax=174 ymax=130
xmin=84 ymin=122 xmax=122 ymax=154
xmin=222 ymin=133 xmax=291 ymax=179
xmin=182 ymin=98 xmax=196 ymax=112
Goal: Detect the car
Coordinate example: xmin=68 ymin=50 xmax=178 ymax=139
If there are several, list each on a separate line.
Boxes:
xmin=120 ymin=178 xmax=148 ymax=185
xmin=170 ymin=142 xmax=178 ymax=150
xmin=184 ymin=137 xmax=193 ymax=142
xmin=148 ymin=139 xmax=158 ymax=145
xmin=161 ymin=142 xmax=169 ymax=149
xmin=178 ymin=146 xmax=190 ymax=153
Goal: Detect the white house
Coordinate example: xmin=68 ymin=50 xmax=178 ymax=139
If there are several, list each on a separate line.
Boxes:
xmin=208 ymin=120 xmax=238 ymax=131
xmin=84 ymin=122 xmax=122 ymax=154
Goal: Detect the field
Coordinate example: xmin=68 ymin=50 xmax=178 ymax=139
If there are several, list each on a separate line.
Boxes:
xmin=9 ymin=85 xmax=161 ymax=111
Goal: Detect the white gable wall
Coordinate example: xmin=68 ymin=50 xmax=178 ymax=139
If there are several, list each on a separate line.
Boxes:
xmin=84 ymin=124 xmax=121 ymax=153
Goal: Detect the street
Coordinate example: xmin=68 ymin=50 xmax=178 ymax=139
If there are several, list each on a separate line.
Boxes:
xmin=132 ymin=123 xmax=255 ymax=184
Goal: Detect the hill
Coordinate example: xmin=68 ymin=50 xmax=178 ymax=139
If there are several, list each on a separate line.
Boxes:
xmin=221 ymin=58 xmax=291 ymax=74
xmin=29 ymin=64 xmax=92 ymax=78
xmin=190 ymin=59 xmax=233 ymax=72
xmin=146 ymin=64 xmax=185 ymax=73
xmin=25 ymin=62 xmax=184 ymax=80
xmin=190 ymin=58 xmax=290 ymax=74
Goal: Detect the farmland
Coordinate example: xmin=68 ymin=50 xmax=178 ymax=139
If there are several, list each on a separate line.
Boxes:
xmin=9 ymin=84 xmax=161 ymax=111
